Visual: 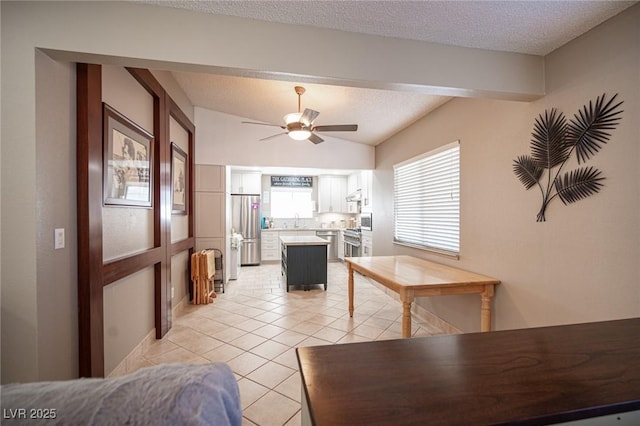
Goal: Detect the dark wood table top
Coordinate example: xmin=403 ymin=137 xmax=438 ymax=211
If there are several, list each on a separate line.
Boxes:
xmin=296 ymin=318 xmax=640 ymax=425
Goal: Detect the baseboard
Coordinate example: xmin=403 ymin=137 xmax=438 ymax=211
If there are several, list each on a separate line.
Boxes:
xmin=172 ymin=294 xmax=189 ymax=318
xmin=411 ymin=302 xmax=462 ymax=335
xmin=107 ymin=329 xmax=156 ymax=378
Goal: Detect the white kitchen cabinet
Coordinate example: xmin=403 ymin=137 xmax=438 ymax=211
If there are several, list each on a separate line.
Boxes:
xmin=361 ymin=170 xmax=373 ymax=213
xmin=361 ymin=230 xmax=373 ymax=256
xmin=318 ymin=175 xmax=348 ymax=213
xmin=347 ymin=172 xmax=361 ymax=195
xmin=261 ymin=230 xmax=280 ymax=262
xmin=231 ymin=172 xmax=262 ymax=194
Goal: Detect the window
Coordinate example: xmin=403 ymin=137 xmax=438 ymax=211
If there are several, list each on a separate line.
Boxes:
xmin=270 ymin=187 xmax=313 ymax=218
xmin=393 ymin=140 xmax=460 ymax=257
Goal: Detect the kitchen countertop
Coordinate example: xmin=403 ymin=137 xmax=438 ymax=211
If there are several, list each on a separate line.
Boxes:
xmin=280 ymin=236 xmax=330 ymax=246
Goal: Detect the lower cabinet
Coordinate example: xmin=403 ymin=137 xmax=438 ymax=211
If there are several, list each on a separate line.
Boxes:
xmin=261 ymin=231 xmax=280 ymax=261
xmin=361 ymin=230 xmax=373 ymax=257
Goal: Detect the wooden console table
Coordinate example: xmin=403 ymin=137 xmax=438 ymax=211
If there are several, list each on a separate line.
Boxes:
xmin=296 ymin=318 xmax=640 ymax=425
xmin=345 ymin=256 xmax=500 ymax=337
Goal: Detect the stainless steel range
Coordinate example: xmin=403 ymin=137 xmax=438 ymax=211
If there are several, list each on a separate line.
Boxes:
xmin=343 ymin=228 xmax=361 ymax=258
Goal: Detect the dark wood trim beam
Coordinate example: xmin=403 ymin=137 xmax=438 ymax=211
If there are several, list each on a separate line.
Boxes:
xmin=126 ymin=68 xmax=164 ymax=100
xmin=171 ymin=237 xmax=195 ymax=256
xmin=102 ymin=247 xmax=164 ymax=286
xmin=76 ymin=63 xmax=105 ymax=378
xmin=157 ymin=90 xmax=171 ymax=338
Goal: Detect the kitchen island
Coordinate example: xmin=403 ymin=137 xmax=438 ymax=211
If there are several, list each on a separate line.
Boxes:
xmin=281 ymin=236 xmax=329 ymax=291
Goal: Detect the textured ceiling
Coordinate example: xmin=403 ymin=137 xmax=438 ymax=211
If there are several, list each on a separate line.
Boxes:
xmin=137 ymin=0 xmax=636 ymax=146
xmin=141 ymin=0 xmax=635 ymax=55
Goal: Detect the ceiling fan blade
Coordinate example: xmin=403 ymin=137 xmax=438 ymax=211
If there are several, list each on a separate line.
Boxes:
xmin=300 ymin=108 xmax=320 ymax=125
xmin=259 ymin=132 xmax=286 ymax=141
xmin=312 ymin=124 xmax=358 ymax=132
xmin=242 ymin=121 xmax=285 ymax=129
xmin=308 ymin=133 xmax=324 ymax=144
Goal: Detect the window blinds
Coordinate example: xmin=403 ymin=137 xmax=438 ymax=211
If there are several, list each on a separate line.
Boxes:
xmin=393 ymin=140 xmax=460 ymax=256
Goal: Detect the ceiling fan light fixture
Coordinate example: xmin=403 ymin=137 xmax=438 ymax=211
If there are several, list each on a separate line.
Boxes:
xmin=284 ymin=115 xmax=311 ymax=140
xmin=289 ymin=130 xmax=311 ymax=140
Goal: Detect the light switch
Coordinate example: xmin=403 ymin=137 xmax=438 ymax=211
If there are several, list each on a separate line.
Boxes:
xmin=54 ymin=228 xmax=65 ymax=249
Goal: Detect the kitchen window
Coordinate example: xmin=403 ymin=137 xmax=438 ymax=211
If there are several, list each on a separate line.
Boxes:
xmin=270 ymin=187 xmax=313 ymax=219
xmin=393 ymin=140 xmax=460 ymax=258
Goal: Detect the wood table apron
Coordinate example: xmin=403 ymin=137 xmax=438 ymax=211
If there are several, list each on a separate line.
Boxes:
xmin=346 ymin=255 xmax=500 ymax=337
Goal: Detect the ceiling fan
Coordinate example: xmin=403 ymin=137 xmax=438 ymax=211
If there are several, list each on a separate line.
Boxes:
xmin=242 ymin=86 xmax=358 ymax=144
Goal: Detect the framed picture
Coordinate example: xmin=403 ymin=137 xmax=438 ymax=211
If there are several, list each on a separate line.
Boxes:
xmin=103 ymin=104 xmax=154 ymax=207
xmin=171 ymin=143 xmax=188 ymax=214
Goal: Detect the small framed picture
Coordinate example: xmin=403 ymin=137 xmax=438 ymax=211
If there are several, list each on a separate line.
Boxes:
xmin=171 ymin=142 xmax=188 ymax=214
xmin=103 ymin=104 xmax=153 ymax=207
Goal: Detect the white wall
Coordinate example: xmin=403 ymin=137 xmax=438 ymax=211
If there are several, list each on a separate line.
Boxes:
xmin=374 ymin=5 xmax=640 ymax=332
xmin=34 ymin=50 xmax=78 ymax=380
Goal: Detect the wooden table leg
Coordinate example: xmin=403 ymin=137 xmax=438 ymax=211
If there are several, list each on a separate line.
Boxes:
xmin=480 ymin=285 xmax=495 ymax=332
xmin=348 ymin=262 xmax=354 ymax=317
xmin=401 ymin=290 xmax=414 ymax=338
xmin=402 ymin=300 xmax=412 ymax=338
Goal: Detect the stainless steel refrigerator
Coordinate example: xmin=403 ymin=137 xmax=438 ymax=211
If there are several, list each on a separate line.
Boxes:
xmin=231 ymin=195 xmax=261 ymax=265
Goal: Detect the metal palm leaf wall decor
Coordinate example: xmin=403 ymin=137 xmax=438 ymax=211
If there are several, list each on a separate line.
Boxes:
xmin=513 ymin=93 xmax=623 ymax=222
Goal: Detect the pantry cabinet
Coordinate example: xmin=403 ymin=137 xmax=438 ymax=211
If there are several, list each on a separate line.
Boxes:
xmin=194 ymin=164 xmax=227 ymax=283
xmin=195 ymin=164 xmax=225 ymax=192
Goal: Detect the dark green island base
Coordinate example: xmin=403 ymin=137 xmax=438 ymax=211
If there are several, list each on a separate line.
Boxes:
xmin=280 ymin=236 xmax=329 ymax=292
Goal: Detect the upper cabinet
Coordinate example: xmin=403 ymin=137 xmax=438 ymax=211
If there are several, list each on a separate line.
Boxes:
xmin=318 ymin=175 xmax=348 ymax=213
xmin=231 ymin=172 xmax=262 ymax=194
xmin=361 ymin=170 xmax=373 ymax=213
xmin=347 ymin=172 xmax=361 ymax=195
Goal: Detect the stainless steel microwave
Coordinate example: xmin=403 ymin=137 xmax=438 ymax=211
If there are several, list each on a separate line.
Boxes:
xmin=361 ymin=213 xmax=372 ymax=231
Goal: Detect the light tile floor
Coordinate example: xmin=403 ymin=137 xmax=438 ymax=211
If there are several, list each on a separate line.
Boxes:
xmin=134 ymin=261 xmax=449 ymax=426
